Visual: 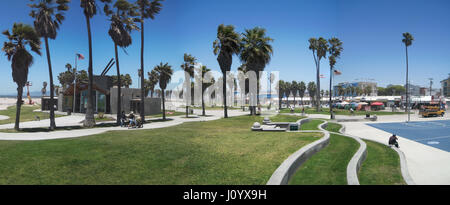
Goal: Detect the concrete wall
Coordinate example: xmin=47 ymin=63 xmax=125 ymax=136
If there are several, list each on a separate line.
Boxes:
xmin=110 ymin=87 xmax=161 ymax=115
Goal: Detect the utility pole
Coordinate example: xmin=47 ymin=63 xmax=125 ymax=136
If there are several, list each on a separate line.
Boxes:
xmin=428 ymin=78 xmax=433 ymax=96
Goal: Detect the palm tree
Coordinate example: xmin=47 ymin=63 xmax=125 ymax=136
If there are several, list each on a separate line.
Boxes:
xmin=338 ymin=85 xmax=344 ymax=98
xmin=2 ymin=23 xmax=42 ymax=131
xmin=29 ymin=0 xmax=69 ymax=130
xmin=58 ymin=63 xmax=75 ymax=88
xmin=291 ymin=81 xmax=298 ymax=108
xmin=402 ymin=32 xmax=414 ymax=121
xmin=350 ymin=87 xmax=355 ymax=97
xmin=213 ymin=24 xmax=241 ymax=118
xmin=136 ymin=0 xmax=163 ymax=123
xmin=284 ymin=81 xmax=291 ymax=107
xmin=277 ymin=80 xmax=285 ymax=110
xmin=147 ymin=69 xmax=159 ymax=97
xmin=327 ymin=37 xmax=343 ymax=119
xmin=105 ymin=0 xmax=138 ymax=125
xmin=80 ymin=0 xmax=110 ymax=127
xmin=309 ymin=37 xmax=328 ymax=111
xmin=240 ymin=27 xmax=274 ymax=115
xmin=344 ymin=87 xmax=351 ymax=98
xmin=364 ymin=86 xmax=372 ymax=96
xmin=298 ymin=81 xmax=306 ymax=108
xmin=181 ymin=53 xmax=196 ymax=117
xmin=154 ymin=62 xmax=172 ymax=120
xmin=355 ymin=87 xmax=362 ymax=96
xmin=307 ymin=82 xmax=316 ymax=107
xmin=200 ymin=65 xmax=214 ymax=116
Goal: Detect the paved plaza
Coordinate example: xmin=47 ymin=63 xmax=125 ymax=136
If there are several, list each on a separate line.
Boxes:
xmin=337 ymin=111 xmax=450 ymax=185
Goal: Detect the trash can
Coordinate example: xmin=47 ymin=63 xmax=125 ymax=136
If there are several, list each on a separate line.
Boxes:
xmin=289 ymin=123 xmax=299 ymax=131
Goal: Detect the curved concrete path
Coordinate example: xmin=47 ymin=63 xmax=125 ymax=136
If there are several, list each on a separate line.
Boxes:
xmin=0 ymin=109 xmax=248 ymax=141
xmin=268 ymin=119 xmax=367 ymax=185
xmin=340 ymin=113 xmax=450 ymax=185
xmin=273 ymin=115 xmax=413 ymax=185
xmin=292 ymin=112 xmax=450 ymax=184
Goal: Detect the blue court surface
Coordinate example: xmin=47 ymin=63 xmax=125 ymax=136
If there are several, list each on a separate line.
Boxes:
xmin=367 ymin=120 xmax=450 ymax=152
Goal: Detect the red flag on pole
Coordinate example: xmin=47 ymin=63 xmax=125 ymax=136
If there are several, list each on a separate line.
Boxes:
xmin=76 ymin=53 xmax=85 ymax=60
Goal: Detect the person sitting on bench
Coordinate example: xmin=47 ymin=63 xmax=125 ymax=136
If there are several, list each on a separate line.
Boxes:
xmin=120 ymin=111 xmax=127 ymax=127
xmin=389 ymin=134 xmax=399 ymax=148
xmin=128 ymin=111 xmax=136 ymax=128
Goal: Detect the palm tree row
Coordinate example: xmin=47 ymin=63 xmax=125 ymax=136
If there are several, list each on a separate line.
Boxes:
xmin=0 ymin=0 xmax=163 ymax=130
xmin=278 ymin=80 xmax=312 ymax=109
xmin=213 ymin=24 xmax=274 ymax=117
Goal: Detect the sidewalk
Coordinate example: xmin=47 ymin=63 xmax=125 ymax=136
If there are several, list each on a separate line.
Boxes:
xmin=0 ymin=109 xmax=248 ymax=141
xmin=338 ymin=112 xmax=450 ymax=185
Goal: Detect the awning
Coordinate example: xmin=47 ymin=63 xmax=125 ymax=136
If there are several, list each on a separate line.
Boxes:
xmin=371 ymin=102 xmax=384 ymax=106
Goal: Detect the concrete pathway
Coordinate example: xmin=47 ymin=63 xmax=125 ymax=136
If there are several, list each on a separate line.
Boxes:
xmin=0 ymin=115 xmax=9 ymax=120
xmin=0 ymin=109 xmax=248 ymax=141
xmin=304 ymin=111 xmax=450 ymax=185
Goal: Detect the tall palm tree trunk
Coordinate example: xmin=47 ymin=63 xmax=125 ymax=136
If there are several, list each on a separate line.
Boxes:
xmin=202 ymin=86 xmax=206 ymax=116
xmin=140 ymin=17 xmax=146 ymax=123
xmin=114 ymin=43 xmax=121 ymax=125
xmin=405 ymin=45 xmax=410 ymax=121
xmin=316 ymin=65 xmax=320 ymax=112
xmin=286 ymin=95 xmax=289 ymax=108
xmin=15 ymin=86 xmax=23 ymax=131
xmin=223 ymin=71 xmax=228 ymax=118
xmin=293 ymin=96 xmax=296 ymax=108
xmin=44 ymin=37 xmax=56 ymax=130
xmin=162 ymin=89 xmax=166 ymax=120
xmin=329 ymin=67 xmax=333 ymax=119
xmin=278 ymin=94 xmax=282 ymax=110
xmin=84 ymin=14 xmax=95 ymax=127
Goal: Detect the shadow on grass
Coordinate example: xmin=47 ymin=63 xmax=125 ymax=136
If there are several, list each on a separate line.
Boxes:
xmin=1 ymin=118 xmax=175 ymax=133
xmin=198 ymin=115 xmax=215 ymax=117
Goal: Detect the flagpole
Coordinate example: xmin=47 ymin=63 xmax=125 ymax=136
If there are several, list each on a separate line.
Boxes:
xmin=73 ymin=54 xmax=77 ymax=113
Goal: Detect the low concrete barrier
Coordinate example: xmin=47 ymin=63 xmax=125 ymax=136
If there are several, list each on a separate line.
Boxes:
xmin=344 ymin=134 xmax=367 ymax=185
xmin=319 ymin=122 xmax=367 ymax=185
xmin=339 ymin=124 xmax=415 ymax=185
xmin=266 ymin=127 xmax=330 ymax=185
xmin=297 ymin=118 xmax=311 ymax=126
xmin=392 ymin=147 xmax=415 ymax=185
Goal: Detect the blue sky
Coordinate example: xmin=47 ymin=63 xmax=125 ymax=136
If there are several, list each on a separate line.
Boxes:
xmin=0 ymin=0 xmax=449 ymax=95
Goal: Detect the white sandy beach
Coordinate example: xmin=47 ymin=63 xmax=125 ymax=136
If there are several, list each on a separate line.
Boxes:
xmin=0 ymin=97 xmax=41 ymax=111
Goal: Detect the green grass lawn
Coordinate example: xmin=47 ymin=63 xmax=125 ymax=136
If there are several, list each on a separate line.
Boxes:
xmin=0 ymin=105 xmax=64 ymax=125
xmin=280 ymin=108 xmax=407 ymax=116
xmin=289 ymin=134 xmax=359 ymax=185
xmin=0 ymin=115 xmax=322 ymax=184
xmin=358 ymin=140 xmax=406 ymax=185
xmin=269 ymin=114 xmax=304 ymax=122
xmin=325 ymin=122 xmax=342 ymax=133
xmin=300 ymin=119 xmax=324 ymax=130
